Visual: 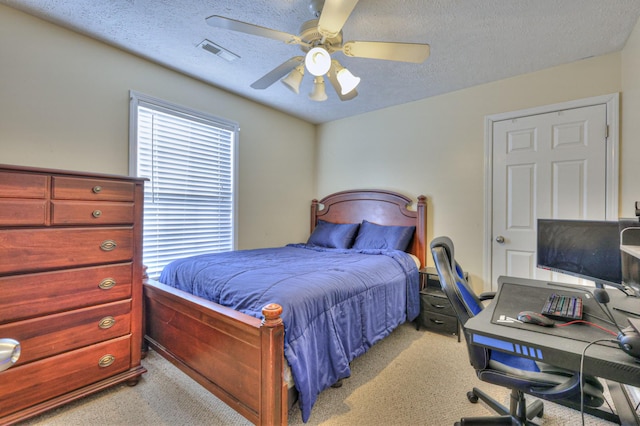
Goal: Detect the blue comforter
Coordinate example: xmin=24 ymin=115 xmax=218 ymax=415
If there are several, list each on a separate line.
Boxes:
xmin=159 ymin=244 xmax=419 ymax=422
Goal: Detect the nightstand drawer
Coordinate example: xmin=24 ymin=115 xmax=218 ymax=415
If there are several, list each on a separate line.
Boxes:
xmin=419 ymin=310 xmax=458 ymax=335
xmin=420 ymin=290 xmax=455 ymax=316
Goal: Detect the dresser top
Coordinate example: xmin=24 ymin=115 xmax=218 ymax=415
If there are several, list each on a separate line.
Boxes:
xmin=0 ymin=163 xmax=147 ymax=183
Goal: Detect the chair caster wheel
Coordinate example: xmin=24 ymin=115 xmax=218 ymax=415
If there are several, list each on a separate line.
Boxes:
xmin=467 ymin=390 xmax=478 ymax=403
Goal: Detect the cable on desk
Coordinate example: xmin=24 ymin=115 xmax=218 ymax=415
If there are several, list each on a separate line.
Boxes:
xmin=556 ymin=320 xmax=618 ymax=337
xmin=583 ymin=311 xmax=617 ymax=326
xmin=580 ymin=338 xmax=620 ymax=426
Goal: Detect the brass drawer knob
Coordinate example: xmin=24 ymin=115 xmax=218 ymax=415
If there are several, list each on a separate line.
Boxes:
xmin=92 ymin=210 xmax=102 ymax=218
xmin=98 ymin=354 xmax=115 ymax=368
xmin=98 ymin=316 xmax=116 ymax=329
xmin=92 ymin=185 xmax=102 ymax=194
xmin=98 ymin=278 xmax=116 ymax=290
xmin=100 ymin=240 xmax=117 ymax=251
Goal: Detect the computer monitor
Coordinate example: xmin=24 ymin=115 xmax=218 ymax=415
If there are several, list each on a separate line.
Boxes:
xmin=537 ymin=219 xmax=623 ymax=290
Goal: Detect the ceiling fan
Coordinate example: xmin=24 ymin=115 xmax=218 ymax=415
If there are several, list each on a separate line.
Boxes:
xmin=206 ymin=0 xmax=430 ymax=102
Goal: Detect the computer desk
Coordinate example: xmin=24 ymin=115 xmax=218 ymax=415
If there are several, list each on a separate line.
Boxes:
xmin=464 ymin=276 xmax=640 ymax=425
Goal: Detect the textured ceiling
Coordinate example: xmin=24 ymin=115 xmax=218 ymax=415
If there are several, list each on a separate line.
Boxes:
xmin=3 ymin=0 xmax=640 ymax=124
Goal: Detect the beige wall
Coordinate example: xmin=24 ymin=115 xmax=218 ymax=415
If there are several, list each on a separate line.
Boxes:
xmin=3 ymin=4 xmax=640 ymax=291
xmin=317 ymin=51 xmax=628 ymax=290
xmin=0 ymin=5 xmax=316 ymax=249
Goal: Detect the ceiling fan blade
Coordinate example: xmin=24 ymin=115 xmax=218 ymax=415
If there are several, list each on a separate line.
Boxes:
xmin=327 ymin=62 xmax=358 ymax=101
xmin=317 ymin=0 xmax=359 ymax=38
xmin=206 ymin=15 xmax=303 ymax=45
xmin=250 ymin=56 xmax=304 ymax=90
xmin=342 ymin=41 xmax=430 ymax=63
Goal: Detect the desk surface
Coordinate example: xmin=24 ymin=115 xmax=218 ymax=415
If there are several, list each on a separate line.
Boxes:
xmin=465 ymin=276 xmax=640 ymax=387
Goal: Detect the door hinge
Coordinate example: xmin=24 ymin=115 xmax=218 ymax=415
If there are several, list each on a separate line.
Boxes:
xmin=605 ymin=124 xmax=609 ymax=140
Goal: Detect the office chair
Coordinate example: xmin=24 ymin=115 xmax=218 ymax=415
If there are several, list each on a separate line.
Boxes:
xmin=430 ymin=236 xmax=605 ymax=425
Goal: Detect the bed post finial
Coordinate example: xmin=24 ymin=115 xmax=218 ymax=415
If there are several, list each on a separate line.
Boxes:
xmin=262 ymin=303 xmax=283 ymax=327
xmin=417 ymin=195 xmax=427 ymax=267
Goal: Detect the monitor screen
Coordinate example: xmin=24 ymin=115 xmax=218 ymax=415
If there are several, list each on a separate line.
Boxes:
xmin=537 ymin=219 xmax=622 ymax=288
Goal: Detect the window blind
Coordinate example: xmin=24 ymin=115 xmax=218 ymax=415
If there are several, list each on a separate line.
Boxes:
xmin=131 ymin=93 xmax=238 ymax=278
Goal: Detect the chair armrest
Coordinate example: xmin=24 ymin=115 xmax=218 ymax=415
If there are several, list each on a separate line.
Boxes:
xmin=478 ymin=292 xmax=496 ymax=301
xmin=530 ymin=373 xmax=581 ymax=400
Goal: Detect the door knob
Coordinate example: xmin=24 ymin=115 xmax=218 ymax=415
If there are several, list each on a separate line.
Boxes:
xmin=495 ymin=236 xmax=505 ymax=244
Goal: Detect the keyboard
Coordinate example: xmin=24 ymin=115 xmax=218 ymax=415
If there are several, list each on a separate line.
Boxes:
xmin=541 ymin=293 xmax=583 ymax=321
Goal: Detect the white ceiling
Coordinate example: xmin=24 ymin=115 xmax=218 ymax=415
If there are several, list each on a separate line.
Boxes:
xmin=3 ymin=0 xmax=640 ymax=124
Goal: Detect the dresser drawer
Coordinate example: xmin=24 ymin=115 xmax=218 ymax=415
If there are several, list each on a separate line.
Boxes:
xmin=0 ymin=199 xmax=48 ymax=226
xmin=0 ymin=263 xmax=133 ymax=323
xmin=420 ymin=290 xmax=456 ymax=316
xmin=0 ymin=171 xmax=48 ymax=199
xmin=52 ymin=176 xmax=135 ymax=202
xmin=0 ymin=227 xmax=133 ymax=275
xmin=51 ymin=201 xmax=135 ymax=225
xmin=0 ymin=335 xmax=132 ymax=417
xmin=0 ymin=300 xmax=131 ymax=366
xmin=419 ymin=310 xmax=458 ymax=335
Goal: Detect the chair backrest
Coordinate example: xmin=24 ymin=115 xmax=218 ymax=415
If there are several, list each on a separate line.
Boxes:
xmin=430 ymin=236 xmax=483 ymax=323
xmin=430 ymin=236 xmax=491 ymax=370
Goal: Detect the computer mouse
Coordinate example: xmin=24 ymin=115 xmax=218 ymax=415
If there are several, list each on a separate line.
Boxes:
xmin=517 ymin=311 xmax=555 ymax=327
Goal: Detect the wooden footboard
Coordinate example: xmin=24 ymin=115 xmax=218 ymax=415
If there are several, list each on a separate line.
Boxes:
xmin=143 ymin=279 xmax=287 ymax=425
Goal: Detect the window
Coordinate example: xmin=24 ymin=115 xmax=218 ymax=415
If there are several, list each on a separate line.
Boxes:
xmin=129 ymin=91 xmax=238 ymax=278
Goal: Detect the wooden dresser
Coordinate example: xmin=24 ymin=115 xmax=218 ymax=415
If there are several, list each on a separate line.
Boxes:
xmin=0 ymin=164 xmax=146 ymax=424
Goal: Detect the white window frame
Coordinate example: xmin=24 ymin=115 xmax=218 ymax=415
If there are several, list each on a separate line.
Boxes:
xmin=128 ymin=91 xmax=239 ymax=279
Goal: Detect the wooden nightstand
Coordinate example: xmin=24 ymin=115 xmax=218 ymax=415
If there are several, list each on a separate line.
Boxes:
xmin=417 ymin=267 xmax=461 ymax=341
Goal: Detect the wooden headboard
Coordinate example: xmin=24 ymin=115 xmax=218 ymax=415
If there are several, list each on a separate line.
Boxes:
xmin=310 ymin=189 xmax=427 ymax=267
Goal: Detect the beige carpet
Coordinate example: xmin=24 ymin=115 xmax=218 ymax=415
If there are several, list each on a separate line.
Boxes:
xmin=21 ymin=323 xmax=619 ymax=425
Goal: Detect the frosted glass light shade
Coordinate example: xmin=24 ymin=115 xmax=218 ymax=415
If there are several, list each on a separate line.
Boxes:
xmin=336 ymin=68 xmax=360 ymax=95
xmin=309 ymin=76 xmax=328 ymax=101
xmin=282 ymin=65 xmax=304 ymax=94
xmin=305 ymin=47 xmax=331 ymax=76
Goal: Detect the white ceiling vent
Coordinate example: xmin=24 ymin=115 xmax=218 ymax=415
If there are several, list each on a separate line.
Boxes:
xmin=198 ymin=39 xmax=239 ymax=62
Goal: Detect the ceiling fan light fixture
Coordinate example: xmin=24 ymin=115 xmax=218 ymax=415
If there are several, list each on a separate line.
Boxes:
xmin=336 ymin=67 xmax=360 ymax=95
xmin=309 ymin=76 xmax=328 ymax=102
xmin=282 ymin=64 xmax=305 ymax=94
xmin=305 ymin=47 xmax=331 ymax=76
xmin=207 ymin=2 xmax=431 ymax=104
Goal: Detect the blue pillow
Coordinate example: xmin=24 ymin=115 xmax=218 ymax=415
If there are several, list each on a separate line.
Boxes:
xmin=352 ymin=220 xmax=415 ymax=251
xmin=307 ymin=220 xmax=360 ymax=249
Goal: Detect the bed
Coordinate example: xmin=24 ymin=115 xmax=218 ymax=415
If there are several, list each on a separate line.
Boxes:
xmin=143 ymin=189 xmax=427 ymax=425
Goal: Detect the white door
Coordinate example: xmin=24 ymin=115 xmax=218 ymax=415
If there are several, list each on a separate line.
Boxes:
xmin=489 ymin=98 xmax=618 ymax=290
